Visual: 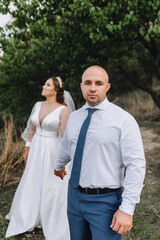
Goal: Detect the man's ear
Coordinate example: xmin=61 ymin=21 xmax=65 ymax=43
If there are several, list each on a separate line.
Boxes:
xmin=106 ymin=83 xmax=111 ymax=93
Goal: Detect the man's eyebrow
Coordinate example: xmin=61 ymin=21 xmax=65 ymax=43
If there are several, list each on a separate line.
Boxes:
xmin=83 ymin=79 xmax=91 ymax=83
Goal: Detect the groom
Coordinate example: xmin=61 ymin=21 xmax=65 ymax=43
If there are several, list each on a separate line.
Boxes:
xmin=54 ymin=65 xmax=145 ymax=239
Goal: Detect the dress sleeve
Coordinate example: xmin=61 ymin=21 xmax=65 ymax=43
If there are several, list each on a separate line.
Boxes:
xmin=21 ymin=103 xmax=37 ymax=147
xmin=59 ymin=106 xmax=70 ymax=138
xmin=55 ymin=108 xmax=71 ymax=170
xmin=55 ymin=122 xmax=71 ymax=171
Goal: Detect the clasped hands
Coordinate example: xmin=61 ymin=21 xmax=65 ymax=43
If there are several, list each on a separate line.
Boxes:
xmin=54 ymin=167 xmax=67 ymax=180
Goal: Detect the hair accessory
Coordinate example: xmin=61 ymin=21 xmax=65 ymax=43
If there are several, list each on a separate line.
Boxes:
xmin=56 ymin=77 xmax=62 ymax=88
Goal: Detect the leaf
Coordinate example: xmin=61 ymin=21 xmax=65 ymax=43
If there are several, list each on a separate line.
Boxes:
xmin=148 ymin=1 xmax=152 ymax=6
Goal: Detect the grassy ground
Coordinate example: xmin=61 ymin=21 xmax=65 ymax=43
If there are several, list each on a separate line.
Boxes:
xmin=0 ymin=90 xmax=160 ymax=239
xmin=123 ymin=145 xmax=160 ymax=239
xmin=0 ymin=121 xmax=160 ymax=240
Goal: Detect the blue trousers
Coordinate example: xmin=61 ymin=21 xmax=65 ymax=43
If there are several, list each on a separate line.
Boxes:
xmin=67 ymin=182 xmax=122 ymax=240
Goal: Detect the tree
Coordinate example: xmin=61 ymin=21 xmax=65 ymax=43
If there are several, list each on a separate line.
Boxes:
xmin=0 ymin=0 xmax=160 ymax=127
xmin=56 ymin=0 xmax=160 ymax=107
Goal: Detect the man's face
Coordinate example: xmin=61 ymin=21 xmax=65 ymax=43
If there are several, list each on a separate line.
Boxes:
xmin=80 ymin=67 xmax=111 ymax=107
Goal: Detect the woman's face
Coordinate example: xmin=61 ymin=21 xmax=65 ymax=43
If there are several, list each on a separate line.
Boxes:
xmin=42 ymin=78 xmax=56 ymax=97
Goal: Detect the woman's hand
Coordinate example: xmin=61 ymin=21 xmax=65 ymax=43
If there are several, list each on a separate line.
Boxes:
xmin=54 ymin=167 xmax=67 ymax=180
xmin=23 ymin=147 xmax=30 ymax=163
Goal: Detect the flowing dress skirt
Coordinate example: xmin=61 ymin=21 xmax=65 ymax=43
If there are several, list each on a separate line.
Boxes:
xmin=5 ymin=133 xmax=70 ymax=240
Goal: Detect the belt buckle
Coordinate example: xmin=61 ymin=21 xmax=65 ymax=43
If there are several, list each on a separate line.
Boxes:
xmin=85 ymin=188 xmax=88 ymax=194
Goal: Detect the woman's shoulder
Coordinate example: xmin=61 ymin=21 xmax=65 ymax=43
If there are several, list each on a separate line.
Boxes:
xmin=34 ymin=101 xmax=43 ymax=106
xmin=59 ymin=105 xmax=70 ymax=116
xmin=31 ymin=101 xmax=43 ymax=111
xmin=59 ymin=104 xmax=70 ymax=111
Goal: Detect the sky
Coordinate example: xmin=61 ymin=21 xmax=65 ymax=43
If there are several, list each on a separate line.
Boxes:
xmin=0 ymin=13 xmax=11 ymax=28
xmin=0 ymin=2 xmax=15 ymax=28
xmin=0 ymin=13 xmax=12 ymax=56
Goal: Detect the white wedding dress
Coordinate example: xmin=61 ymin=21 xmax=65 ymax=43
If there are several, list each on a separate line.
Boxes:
xmin=5 ymin=102 xmax=70 ymax=240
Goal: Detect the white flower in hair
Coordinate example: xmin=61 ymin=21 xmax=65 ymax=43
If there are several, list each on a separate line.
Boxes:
xmin=56 ymin=77 xmax=62 ymax=88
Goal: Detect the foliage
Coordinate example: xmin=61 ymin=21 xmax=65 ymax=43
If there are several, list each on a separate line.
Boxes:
xmin=0 ymin=0 xmax=160 ymax=126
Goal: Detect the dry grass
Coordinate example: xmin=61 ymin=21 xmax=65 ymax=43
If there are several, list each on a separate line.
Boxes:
xmin=0 ymin=116 xmax=25 ymax=189
xmin=112 ymin=90 xmax=159 ymax=121
xmin=0 ymin=91 xmax=160 ymax=239
xmin=0 ymin=90 xmax=158 ymax=190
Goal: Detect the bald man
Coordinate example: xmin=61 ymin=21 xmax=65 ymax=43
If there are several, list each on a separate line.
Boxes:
xmin=54 ymin=66 xmax=145 ymax=240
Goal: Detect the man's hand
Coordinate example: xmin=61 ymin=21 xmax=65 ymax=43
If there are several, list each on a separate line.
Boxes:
xmin=110 ymin=209 xmax=133 ymax=234
xmin=54 ymin=167 xmax=67 ymax=180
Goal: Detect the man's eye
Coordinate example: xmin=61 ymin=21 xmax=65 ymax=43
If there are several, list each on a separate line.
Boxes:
xmin=97 ymin=82 xmax=103 ymax=85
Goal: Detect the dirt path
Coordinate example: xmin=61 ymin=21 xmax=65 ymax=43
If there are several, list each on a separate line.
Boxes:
xmin=140 ymin=126 xmax=160 ymax=153
xmin=124 ymin=125 xmax=160 ymax=240
xmin=1 ymin=125 xmax=160 ymax=240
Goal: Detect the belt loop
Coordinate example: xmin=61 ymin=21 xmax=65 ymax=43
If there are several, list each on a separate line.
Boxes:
xmin=97 ymin=188 xmax=100 ymax=194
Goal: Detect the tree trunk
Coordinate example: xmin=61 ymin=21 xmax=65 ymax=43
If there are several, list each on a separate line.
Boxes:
xmin=119 ymin=67 xmax=160 ymax=110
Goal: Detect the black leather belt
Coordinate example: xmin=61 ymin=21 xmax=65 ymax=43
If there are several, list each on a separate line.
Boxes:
xmin=77 ymin=185 xmax=120 ymax=194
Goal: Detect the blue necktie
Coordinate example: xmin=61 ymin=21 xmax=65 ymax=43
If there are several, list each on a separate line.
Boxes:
xmin=70 ymin=108 xmax=98 ymax=188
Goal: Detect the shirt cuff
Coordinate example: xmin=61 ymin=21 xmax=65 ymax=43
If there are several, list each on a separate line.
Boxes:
xmin=54 ymin=165 xmax=63 ymax=171
xmin=119 ymin=201 xmax=136 ymax=216
xmin=25 ymin=141 xmax=31 ymax=147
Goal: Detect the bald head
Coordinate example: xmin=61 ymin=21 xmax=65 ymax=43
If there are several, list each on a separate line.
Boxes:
xmin=82 ymin=65 xmax=109 ymax=83
xmin=80 ymin=65 xmax=111 ymax=107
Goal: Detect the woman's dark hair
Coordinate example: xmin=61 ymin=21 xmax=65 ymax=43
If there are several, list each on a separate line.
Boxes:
xmin=50 ymin=77 xmax=65 ymax=105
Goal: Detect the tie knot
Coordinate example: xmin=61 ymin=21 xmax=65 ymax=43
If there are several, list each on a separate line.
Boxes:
xmin=87 ymin=108 xmax=98 ymax=116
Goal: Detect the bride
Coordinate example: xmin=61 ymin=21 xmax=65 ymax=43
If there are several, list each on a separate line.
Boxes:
xmin=5 ymin=77 xmax=73 ymax=240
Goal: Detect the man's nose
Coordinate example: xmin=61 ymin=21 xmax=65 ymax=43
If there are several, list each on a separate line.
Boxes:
xmin=90 ymin=84 xmax=96 ymax=91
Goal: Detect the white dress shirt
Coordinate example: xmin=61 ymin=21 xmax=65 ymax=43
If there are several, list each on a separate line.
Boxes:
xmin=55 ymin=98 xmax=146 ymax=216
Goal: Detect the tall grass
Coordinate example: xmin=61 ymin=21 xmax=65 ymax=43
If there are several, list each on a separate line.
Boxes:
xmin=0 ymin=116 xmax=25 ymax=189
xmin=0 ymin=90 xmax=159 ymax=190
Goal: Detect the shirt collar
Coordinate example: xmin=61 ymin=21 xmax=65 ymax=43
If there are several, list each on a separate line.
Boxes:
xmin=83 ymin=98 xmax=110 ymax=111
